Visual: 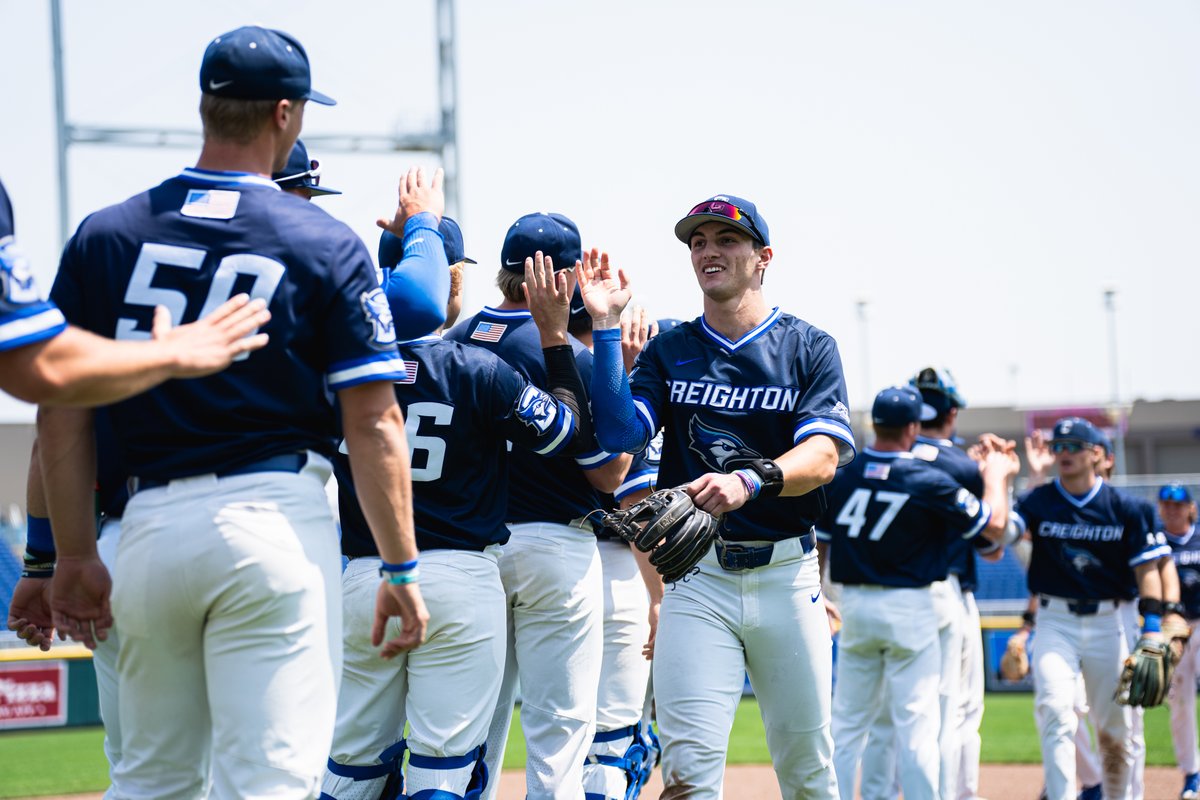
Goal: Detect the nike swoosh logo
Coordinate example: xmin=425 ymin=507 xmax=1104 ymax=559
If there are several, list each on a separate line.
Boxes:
xmin=675 ymin=357 xmax=701 ymax=366
xmin=810 ymin=591 xmax=821 ymax=603
xmin=505 ymin=258 xmax=524 ymax=267
xmin=208 ymin=79 xmax=233 ymax=90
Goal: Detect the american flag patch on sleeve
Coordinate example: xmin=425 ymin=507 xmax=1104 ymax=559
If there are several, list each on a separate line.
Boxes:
xmin=864 ymin=462 xmax=891 ymax=480
xmin=397 ymin=360 xmax=419 ymax=385
xmin=470 ymin=322 xmax=507 ymax=342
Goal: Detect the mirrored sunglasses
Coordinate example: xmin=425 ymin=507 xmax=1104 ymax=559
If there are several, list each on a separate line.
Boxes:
xmin=686 ymin=200 xmax=764 ymax=243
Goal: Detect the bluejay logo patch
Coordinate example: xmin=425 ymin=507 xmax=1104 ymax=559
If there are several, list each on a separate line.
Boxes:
xmin=644 ymin=431 xmax=664 ymax=467
xmin=0 ymin=243 xmax=41 ymax=306
xmin=830 ymin=401 xmax=851 ymax=423
xmin=955 ymin=488 xmax=981 ymax=518
xmin=514 ymin=385 xmax=558 ymax=433
xmin=360 ymin=288 xmax=396 ymax=348
xmin=1062 ymin=544 xmax=1102 ymax=573
xmin=688 ymin=416 xmax=760 ymax=472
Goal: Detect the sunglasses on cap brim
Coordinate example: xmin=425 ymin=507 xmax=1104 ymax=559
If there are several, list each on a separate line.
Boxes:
xmin=685 ymin=200 xmax=765 ymax=243
xmin=276 ymin=159 xmax=322 ymax=186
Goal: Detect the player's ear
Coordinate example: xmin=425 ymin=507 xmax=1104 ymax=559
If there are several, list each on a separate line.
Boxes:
xmin=755 ymin=245 xmax=772 ymax=285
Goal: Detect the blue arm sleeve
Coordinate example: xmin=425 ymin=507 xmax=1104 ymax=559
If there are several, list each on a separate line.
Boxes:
xmin=590 ymin=327 xmax=652 ymax=454
xmin=383 ymin=212 xmax=449 ymax=340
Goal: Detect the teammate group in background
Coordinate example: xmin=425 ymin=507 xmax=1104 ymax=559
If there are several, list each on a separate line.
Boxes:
xmin=2 ymin=22 xmax=1198 ymax=800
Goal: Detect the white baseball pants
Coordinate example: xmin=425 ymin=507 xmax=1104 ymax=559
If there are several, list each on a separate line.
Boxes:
xmin=110 ymin=455 xmax=341 ymax=799
xmin=955 ymin=586 xmax=985 ymax=800
xmin=1032 ymin=598 xmax=1140 ymax=800
xmin=584 ymin=539 xmax=652 ymax=800
xmin=654 ymin=539 xmax=837 ymax=800
xmin=94 ymin=517 xmax=131 ymax=799
xmin=1169 ymin=620 xmax=1200 ymax=775
xmin=481 ymin=521 xmax=604 ymax=800
xmin=834 ymin=584 xmax=941 ymax=800
xmin=323 ymin=550 xmax=505 ymax=799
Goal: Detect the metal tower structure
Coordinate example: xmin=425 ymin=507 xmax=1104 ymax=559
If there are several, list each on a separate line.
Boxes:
xmin=50 ymin=0 xmax=461 ymax=245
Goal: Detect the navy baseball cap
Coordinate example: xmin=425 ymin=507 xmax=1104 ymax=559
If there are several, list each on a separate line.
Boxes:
xmin=200 ymin=26 xmax=335 ymax=105
xmin=872 ymin=386 xmax=937 ymax=427
xmin=1160 ymin=483 xmax=1193 ymax=503
xmin=910 ymin=366 xmax=967 ymax=414
xmin=378 ymin=217 xmax=474 ymax=270
xmin=273 ymin=140 xmax=340 ymax=196
xmin=1051 ymin=417 xmax=1104 ymax=447
xmin=674 ymin=194 xmax=770 ymax=247
xmin=657 ymin=318 xmax=683 ymax=334
xmin=500 ymin=212 xmax=581 ymax=274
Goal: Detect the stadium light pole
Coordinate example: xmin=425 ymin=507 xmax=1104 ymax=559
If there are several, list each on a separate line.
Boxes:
xmin=855 ymin=299 xmax=871 ymax=429
xmin=1103 ymin=286 xmax=1127 ymax=476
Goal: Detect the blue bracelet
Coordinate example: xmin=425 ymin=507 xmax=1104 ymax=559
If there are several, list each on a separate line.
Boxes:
xmin=380 ymin=558 xmax=418 ymax=574
xmin=26 ymin=515 xmax=54 ymax=553
xmin=734 ymin=468 xmax=763 ymax=500
xmin=1142 ymin=613 xmax=1162 ymax=634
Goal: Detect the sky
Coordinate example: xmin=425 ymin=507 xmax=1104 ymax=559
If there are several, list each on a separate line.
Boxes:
xmin=2 ymin=0 xmax=1198 ymax=422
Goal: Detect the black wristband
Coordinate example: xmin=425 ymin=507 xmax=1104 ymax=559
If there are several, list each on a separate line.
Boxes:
xmin=1021 ymin=611 xmax=1036 ymax=628
xmin=1164 ymin=602 xmax=1187 ymax=618
xmin=22 ymin=549 xmax=55 ymax=579
xmin=1137 ymin=597 xmax=1164 ymax=617
xmin=742 ymin=459 xmax=785 ymax=499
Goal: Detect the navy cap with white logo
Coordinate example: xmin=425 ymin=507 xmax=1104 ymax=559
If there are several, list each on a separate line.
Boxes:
xmin=872 ymin=385 xmax=937 ymax=427
xmin=1160 ymin=483 xmax=1193 ymax=503
xmin=500 ymin=212 xmax=581 ymax=274
xmin=1051 ymin=417 xmax=1104 ymax=447
xmin=200 ymin=26 xmax=335 ymax=105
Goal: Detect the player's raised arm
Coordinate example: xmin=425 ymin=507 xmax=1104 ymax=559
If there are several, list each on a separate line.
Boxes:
xmin=377 ymin=166 xmax=451 ymax=341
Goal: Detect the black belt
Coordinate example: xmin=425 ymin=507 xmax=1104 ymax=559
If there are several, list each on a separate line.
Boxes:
xmin=716 ymin=530 xmax=816 ymax=572
xmin=136 ymin=453 xmax=307 ymax=492
xmin=1039 ymin=596 xmax=1119 ymax=616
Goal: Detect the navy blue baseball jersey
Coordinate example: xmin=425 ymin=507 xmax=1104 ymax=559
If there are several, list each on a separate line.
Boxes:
xmin=627 ymin=310 xmax=856 ymax=542
xmin=0 ymin=179 xmax=67 ymax=352
xmin=50 ymin=169 xmax=412 ymax=479
xmin=94 ymin=409 xmax=131 ymax=522
xmin=337 ymin=334 xmax=580 ymax=554
xmin=1166 ymin=525 xmax=1200 ymax=619
xmin=445 ymin=306 xmax=617 ymax=523
xmin=913 ymin=435 xmax=985 ymax=591
xmin=1012 ymin=479 xmax=1170 ymax=601
xmin=816 ymin=448 xmax=991 ymax=587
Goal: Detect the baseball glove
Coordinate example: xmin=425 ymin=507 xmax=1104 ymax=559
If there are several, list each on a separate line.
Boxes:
xmin=1000 ymin=631 xmax=1030 ymax=682
xmin=1163 ymin=614 xmax=1192 ymax=662
xmin=1116 ymin=636 xmax=1171 ymax=707
xmin=600 ymin=487 xmax=718 ymax=584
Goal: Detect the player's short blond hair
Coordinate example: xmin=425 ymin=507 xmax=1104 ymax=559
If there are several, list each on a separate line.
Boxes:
xmin=496 ymin=268 xmax=526 ymax=304
xmin=449 ymin=262 xmax=465 ymax=299
xmin=199 ymin=95 xmax=279 ymax=144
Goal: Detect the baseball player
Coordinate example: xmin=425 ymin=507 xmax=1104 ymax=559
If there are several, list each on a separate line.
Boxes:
xmin=273 ymin=139 xmax=342 ymax=199
xmin=445 ymin=212 xmax=630 ymax=799
xmin=323 ymin=246 xmax=596 ymax=800
xmin=0 ymin=177 xmax=270 ymax=405
xmin=582 ymin=194 xmax=856 ymax=798
xmin=1013 ymin=417 xmax=1171 ymax=800
xmin=570 ymin=304 xmax=671 ymax=800
xmin=1160 ymin=483 xmax=1200 ymax=800
xmin=37 ymin=26 xmax=439 ymax=798
xmin=816 ymin=385 xmax=1015 ymax=800
xmin=858 ymin=367 xmax=1011 ymax=800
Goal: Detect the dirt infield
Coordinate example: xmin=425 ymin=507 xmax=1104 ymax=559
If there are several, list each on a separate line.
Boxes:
xmin=26 ymin=764 xmax=1191 ymax=799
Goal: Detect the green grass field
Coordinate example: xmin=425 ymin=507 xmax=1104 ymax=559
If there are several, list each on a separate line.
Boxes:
xmin=0 ymin=695 xmax=1193 ymax=797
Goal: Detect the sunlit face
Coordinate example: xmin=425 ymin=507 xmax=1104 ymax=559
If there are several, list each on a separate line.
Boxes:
xmin=1052 ymin=440 xmax=1101 ymax=480
xmin=687 ymin=221 xmax=769 ymax=302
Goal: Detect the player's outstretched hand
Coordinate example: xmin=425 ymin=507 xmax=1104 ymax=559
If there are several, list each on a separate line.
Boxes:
xmin=153 ymin=294 xmax=271 ymax=378
xmin=48 ymin=555 xmax=112 ymax=650
xmin=578 ymin=248 xmax=630 ymax=329
xmin=1023 ymin=429 xmax=1055 ymax=486
xmin=523 ymin=251 xmax=575 ymax=348
xmin=687 ymin=471 xmax=751 ymax=516
xmin=7 ymin=576 xmax=55 ymax=652
xmin=373 ymin=580 xmax=430 ymax=658
xmin=377 ymin=166 xmax=445 ymax=235
xmin=621 ymin=306 xmax=657 ymax=375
